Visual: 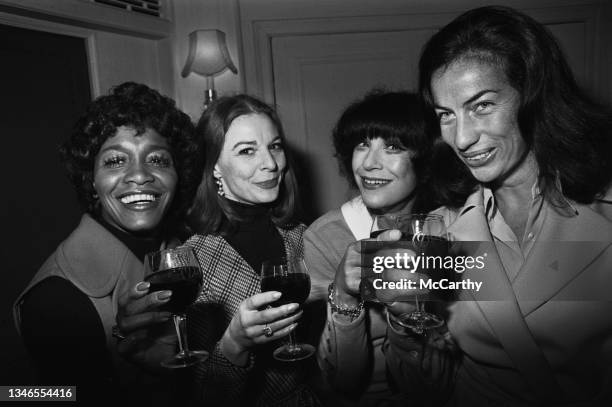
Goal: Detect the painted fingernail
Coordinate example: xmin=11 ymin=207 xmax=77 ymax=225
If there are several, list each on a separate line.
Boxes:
xmin=287 ymin=303 xmax=299 ymax=312
xmin=272 ymin=292 xmax=282 ymax=299
xmin=157 ymin=290 xmax=172 ymax=300
xmin=289 ymin=323 xmax=298 ymax=331
xmin=137 ymin=282 xmax=150 ymax=291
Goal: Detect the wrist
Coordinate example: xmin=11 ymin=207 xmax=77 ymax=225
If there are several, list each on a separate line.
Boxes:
xmin=221 ymin=330 xmax=250 ymax=367
xmin=335 ymin=286 xmax=360 ymax=308
xmin=328 ymin=282 xmax=364 ymax=322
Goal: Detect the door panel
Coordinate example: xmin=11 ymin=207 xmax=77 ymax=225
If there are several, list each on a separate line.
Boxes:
xmin=269 ymin=11 xmax=600 ymax=220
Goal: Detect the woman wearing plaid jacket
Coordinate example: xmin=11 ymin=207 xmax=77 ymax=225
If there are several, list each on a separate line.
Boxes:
xmin=183 ymin=95 xmax=320 ymax=406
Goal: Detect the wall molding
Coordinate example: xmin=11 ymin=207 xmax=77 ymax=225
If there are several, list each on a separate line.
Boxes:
xmin=0 ymin=0 xmax=171 ymax=40
xmin=240 ymin=1 xmax=608 ymax=104
xmin=0 ymin=11 xmax=101 ymax=97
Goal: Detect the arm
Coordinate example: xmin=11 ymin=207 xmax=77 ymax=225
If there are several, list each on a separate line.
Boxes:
xmin=190 ymin=292 xmax=300 ymax=405
xmin=19 ymin=277 xmax=116 ymax=403
xmin=384 ymin=312 xmax=460 ymax=405
xmin=304 ymin=227 xmax=372 ymax=396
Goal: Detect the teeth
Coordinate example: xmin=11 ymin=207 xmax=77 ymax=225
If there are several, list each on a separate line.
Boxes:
xmin=120 ymin=194 xmax=156 ymax=204
xmin=363 ymin=179 xmax=390 ymax=185
xmin=467 ymin=151 xmax=492 ymax=161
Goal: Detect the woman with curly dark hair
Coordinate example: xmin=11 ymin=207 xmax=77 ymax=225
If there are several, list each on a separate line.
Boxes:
xmin=13 ymin=82 xmax=201 ymax=406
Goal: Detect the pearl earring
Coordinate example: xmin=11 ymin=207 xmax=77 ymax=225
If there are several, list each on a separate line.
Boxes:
xmin=215 ymin=177 xmax=225 ymax=197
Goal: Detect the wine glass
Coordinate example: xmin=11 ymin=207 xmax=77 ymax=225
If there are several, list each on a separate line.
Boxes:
xmin=370 ymin=213 xmax=447 ymax=334
xmin=260 ymin=257 xmax=315 ymax=362
xmin=144 ymin=246 xmax=209 ymax=368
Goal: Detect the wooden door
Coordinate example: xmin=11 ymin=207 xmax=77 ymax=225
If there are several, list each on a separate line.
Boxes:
xmin=245 ymin=4 xmax=608 ymax=221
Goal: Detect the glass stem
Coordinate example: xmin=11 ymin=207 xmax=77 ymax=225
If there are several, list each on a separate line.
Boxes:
xmin=287 ymin=329 xmax=298 ymax=352
xmin=414 ymin=294 xmax=421 ymax=312
xmin=173 ymin=313 xmax=189 ymax=356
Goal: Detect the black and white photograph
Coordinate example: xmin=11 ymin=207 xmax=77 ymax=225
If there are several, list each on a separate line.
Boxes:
xmin=1 ymin=0 xmax=611 ymax=406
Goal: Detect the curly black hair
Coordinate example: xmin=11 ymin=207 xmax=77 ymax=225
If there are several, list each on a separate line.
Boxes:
xmin=59 ymin=82 xmax=202 ymax=237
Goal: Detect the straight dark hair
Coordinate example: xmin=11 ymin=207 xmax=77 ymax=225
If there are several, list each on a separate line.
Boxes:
xmin=333 ymin=90 xmax=431 ymax=190
xmin=188 ymin=95 xmax=299 ymax=235
xmin=419 ymin=6 xmax=612 ymax=204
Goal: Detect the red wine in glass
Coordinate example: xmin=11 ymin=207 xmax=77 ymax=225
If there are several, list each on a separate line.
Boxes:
xmin=369 ymin=213 xmax=447 ymax=334
xmin=260 ymin=259 xmax=315 ymax=362
xmin=144 ymin=247 xmax=209 ymax=368
xmin=145 ymin=266 xmax=203 ymax=314
xmin=261 ymin=273 xmax=310 ymax=307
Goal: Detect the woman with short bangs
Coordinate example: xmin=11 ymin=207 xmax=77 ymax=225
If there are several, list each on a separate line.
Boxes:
xmin=14 ymin=82 xmax=201 ymax=406
xmin=304 ymin=91 xmax=467 ymax=405
xmin=185 ymin=94 xmax=320 ymax=406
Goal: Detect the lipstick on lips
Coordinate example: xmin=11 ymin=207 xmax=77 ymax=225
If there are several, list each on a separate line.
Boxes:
xmin=460 ymin=148 xmax=496 ymax=168
xmin=255 ymin=178 xmax=279 ymax=189
xmin=117 ymin=190 xmax=161 ymax=209
xmin=360 ymin=176 xmax=391 ymax=190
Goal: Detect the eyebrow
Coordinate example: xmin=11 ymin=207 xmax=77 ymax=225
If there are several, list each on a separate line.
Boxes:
xmin=232 ymin=141 xmax=257 ymax=150
xmin=462 ymin=89 xmax=499 ymax=106
xmin=99 ymin=144 xmax=170 ymax=154
xmin=231 ymin=137 xmax=281 ymax=150
xmin=434 ymin=89 xmax=500 ymax=110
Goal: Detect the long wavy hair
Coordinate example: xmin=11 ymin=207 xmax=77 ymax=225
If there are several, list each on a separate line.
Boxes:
xmin=419 ymin=6 xmax=612 ymax=204
xmin=188 ymin=95 xmax=300 ymax=235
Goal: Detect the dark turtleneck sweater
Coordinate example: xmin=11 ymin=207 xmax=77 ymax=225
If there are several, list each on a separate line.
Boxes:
xmin=221 ymin=198 xmax=286 ymax=274
xmin=19 ymin=214 xmax=163 ymax=405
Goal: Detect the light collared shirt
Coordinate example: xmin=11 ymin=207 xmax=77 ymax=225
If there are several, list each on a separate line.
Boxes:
xmin=474 ymin=183 xmax=579 ymax=282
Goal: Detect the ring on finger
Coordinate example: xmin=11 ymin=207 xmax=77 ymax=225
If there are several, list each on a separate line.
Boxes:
xmin=263 ymin=324 xmax=273 ymax=338
xmin=112 ymin=325 xmax=126 ymax=341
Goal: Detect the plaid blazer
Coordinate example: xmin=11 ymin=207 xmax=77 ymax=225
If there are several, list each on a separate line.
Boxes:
xmin=186 ymin=223 xmax=320 ymax=407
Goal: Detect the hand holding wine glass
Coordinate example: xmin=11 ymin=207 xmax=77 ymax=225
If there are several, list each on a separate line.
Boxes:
xmin=369 ymin=214 xmax=448 ymax=334
xmin=221 ymin=291 xmax=302 ymax=366
xmin=143 ymin=246 xmax=209 ymax=368
xmin=260 ymin=258 xmax=315 ymax=362
xmin=116 ymin=280 xmax=177 ymax=372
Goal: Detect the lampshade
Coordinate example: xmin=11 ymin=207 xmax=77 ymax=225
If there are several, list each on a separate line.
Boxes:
xmin=181 ymin=29 xmax=237 ymax=78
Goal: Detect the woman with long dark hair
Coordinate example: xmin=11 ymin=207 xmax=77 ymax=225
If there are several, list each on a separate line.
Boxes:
xmin=385 ymin=6 xmax=612 ymax=406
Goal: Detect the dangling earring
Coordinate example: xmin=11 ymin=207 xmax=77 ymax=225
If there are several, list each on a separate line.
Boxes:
xmin=215 ymin=177 xmax=225 ymax=197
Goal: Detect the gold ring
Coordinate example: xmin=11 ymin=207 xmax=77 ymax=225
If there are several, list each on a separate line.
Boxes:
xmin=263 ymin=325 xmax=273 ymax=338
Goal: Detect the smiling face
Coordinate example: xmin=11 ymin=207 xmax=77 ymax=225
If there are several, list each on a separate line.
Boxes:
xmin=93 ymin=126 xmax=177 ymax=234
xmin=214 ymin=113 xmax=286 ymax=205
xmin=352 ymin=137 xmax=417 ymax=213
xmin=431 ymin=59 xmax=532 ymax=186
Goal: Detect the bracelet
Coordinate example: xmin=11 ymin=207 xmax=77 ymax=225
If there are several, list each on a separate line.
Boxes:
xmin=386 ymin=310 xmax=414 ymax=336
xmin=328 ymin=282 xmax=364 ymax=321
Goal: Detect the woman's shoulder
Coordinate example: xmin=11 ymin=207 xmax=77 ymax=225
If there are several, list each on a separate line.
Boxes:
xmin=430 ymin=205 xmax=461 ymax=225
xmin=305 ymin=208 xmax=350 ymax=239
xmin=20 ymin=276 xmax=103 ymax=340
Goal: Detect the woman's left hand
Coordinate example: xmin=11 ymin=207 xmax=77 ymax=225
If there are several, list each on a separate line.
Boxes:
xmin=115 ymin=281 xmax=177 ymax=373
